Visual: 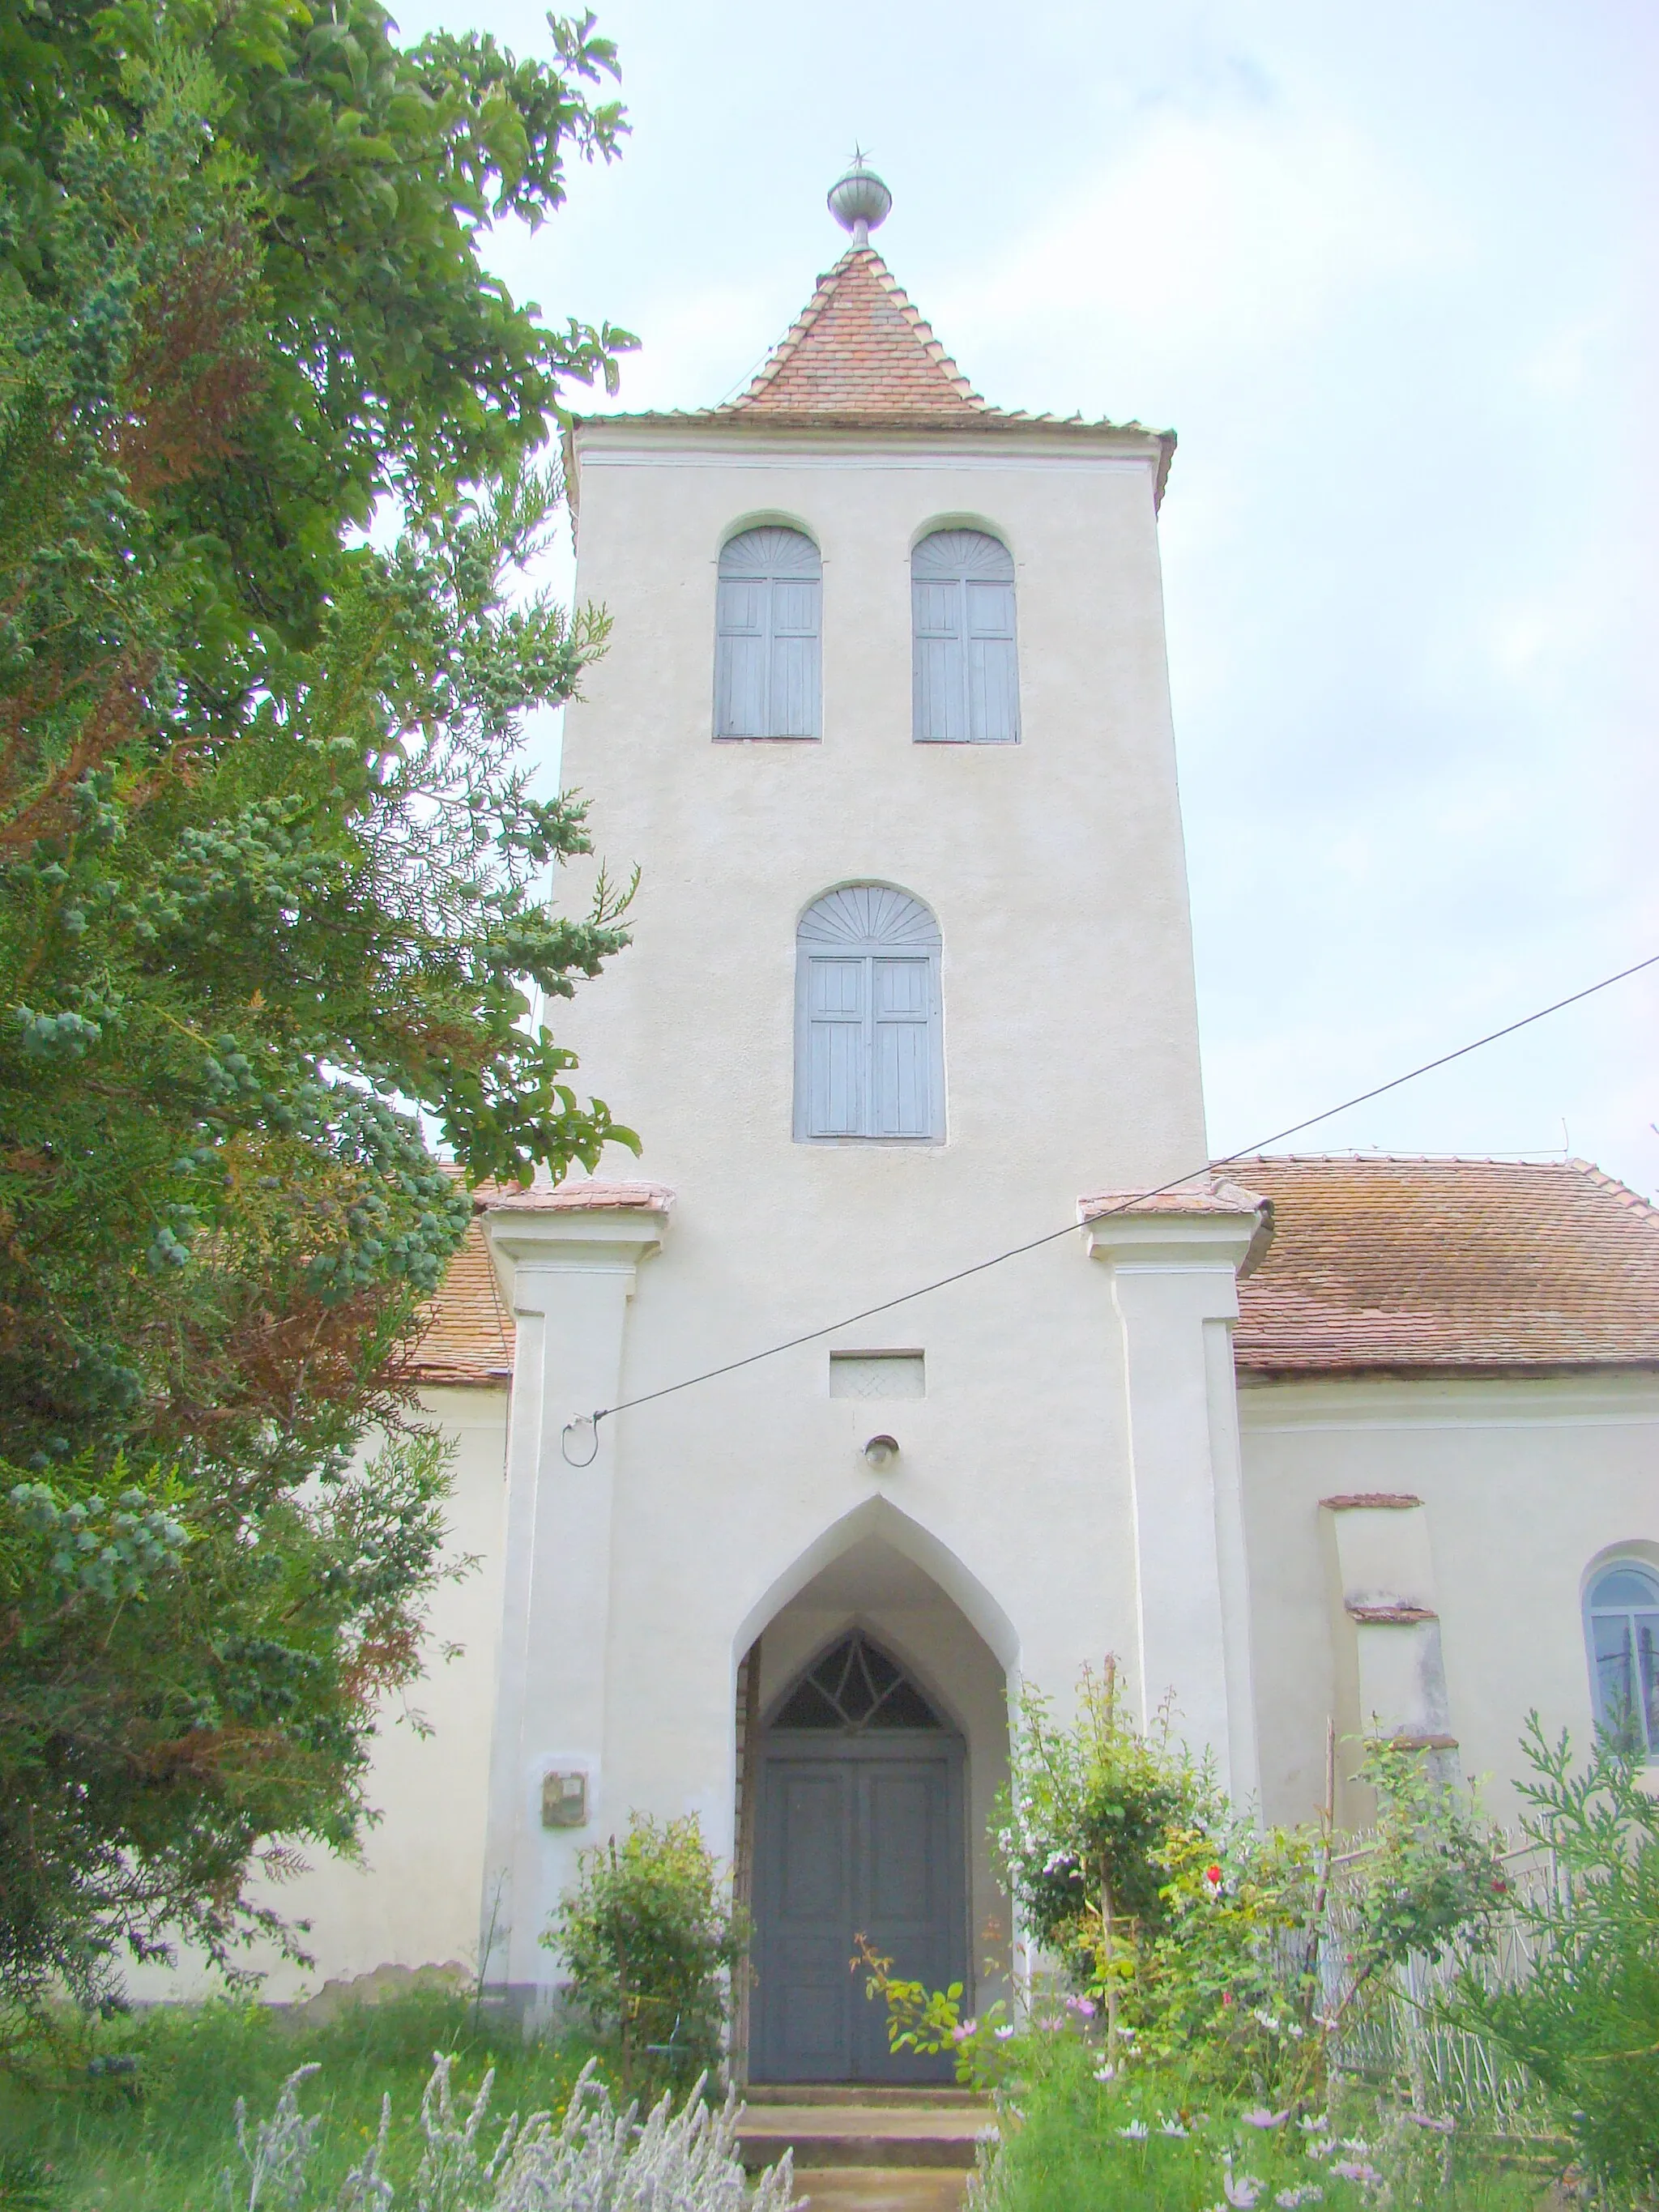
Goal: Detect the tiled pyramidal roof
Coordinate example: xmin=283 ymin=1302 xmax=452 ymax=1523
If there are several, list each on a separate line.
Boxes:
xmin=729 ymin=245 xmax=987 ymax=417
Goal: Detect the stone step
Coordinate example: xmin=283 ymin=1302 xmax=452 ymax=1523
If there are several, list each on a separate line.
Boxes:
xmin=792 ymin=2171 xmax=970 ymax=2210
xmin=745 ymin=2084 xmax=986 ymax=2109
xmin=737 ymin=2103 xmax=993 ymax=2172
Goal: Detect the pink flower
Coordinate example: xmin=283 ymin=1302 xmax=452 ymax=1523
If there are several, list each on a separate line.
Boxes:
xmin=1065 ymin=1994 xmax=1098 ymax=2018
xmin=1330 ymin=2163 xmax=1381 ymax=2189
xmin=1405 ymin=2115 xmax=1456 ymax=2135
xmin=1223 ymin=2171 xmax=1264 ymax=2208
xmin=1243 ymin=2110 xmax=1290 ymax=2130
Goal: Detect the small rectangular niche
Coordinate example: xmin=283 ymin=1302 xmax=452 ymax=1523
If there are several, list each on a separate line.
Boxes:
xmin=830 ymin=1351 xmax=924 ymax=1400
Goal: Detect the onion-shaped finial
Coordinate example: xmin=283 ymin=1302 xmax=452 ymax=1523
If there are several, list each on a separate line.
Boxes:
xmin=827 ymin=151 xmax=892 ymax=246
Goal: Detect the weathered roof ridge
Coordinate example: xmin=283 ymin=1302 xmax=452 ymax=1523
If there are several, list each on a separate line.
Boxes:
xmin=727 ymin=244 xmax=985 ymax=416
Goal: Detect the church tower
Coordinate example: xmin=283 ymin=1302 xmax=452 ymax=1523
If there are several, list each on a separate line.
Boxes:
xmin=480 ymin=165 xmax=1265 ymax=2073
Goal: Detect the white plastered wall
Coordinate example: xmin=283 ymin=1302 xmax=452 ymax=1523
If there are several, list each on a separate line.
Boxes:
xmin=1239 ymin=1372 xmax=1659 ymax=1829
xmin=473 ymin=419 xmax=1267 ymax=2005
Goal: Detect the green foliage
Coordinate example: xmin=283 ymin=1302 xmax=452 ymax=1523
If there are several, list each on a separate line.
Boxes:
xmin=0 ymin=1434 xmax=460 ymax=2020
xmin=964 ymin=2034 xmax=1541 ymax=2212
xmin=0 ymin=5 xmax=640 ymax=2012
xmin=1 ymin=0 xmax=634 ymax=669
xmin=1451 ymin=1718 xmax=1659 ymax=2196
xmin=0 ymin=1988 xmax=615 ymax=2209
xmin=993 ymin=1661 xmax=1208 ymax=2000
xmin=544 ymin=1817 xmax=748 ymax=2093
xmin=987 ymin=1664 xmax=1506 ymax=2103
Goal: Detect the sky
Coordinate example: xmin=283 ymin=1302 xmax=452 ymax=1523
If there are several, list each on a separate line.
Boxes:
xmin=394 ymin=0 xmax=1659 ymax=1194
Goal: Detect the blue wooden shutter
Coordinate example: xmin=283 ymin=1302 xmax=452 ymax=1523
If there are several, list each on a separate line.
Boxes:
xmin=912 ymin=577 xmax=964 ymax=743
xmin=912 ymin=531 xmax=1018 ymax=744
xmin=796 ymin=887 xmax=943 ymax=1140
xmin=806 ymin=956 xmax=866 ymax=1134
xmin=717 ymin=527 xmax=821 ymax=738
xmin=716 ymin=572 xmax=768 ymax=736
xmin=872 ymin=957 xmax=932 ymax=1135
xmin=966 ymin=578 xmax=1018 ymax=743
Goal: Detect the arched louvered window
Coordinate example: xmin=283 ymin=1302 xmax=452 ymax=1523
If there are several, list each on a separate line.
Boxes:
xmin=771 ymin=1632 xmax=945 ymax=1733
xmin=795 ymin=885 xmax=944 ymax=1142
xmin=715 ymin=526 xmax=821 ymax=739
xmin=911 ymin=529 xmax=1019 ymax=745
xmin=1586 ymin=1561 xmax=1659 ymax=1759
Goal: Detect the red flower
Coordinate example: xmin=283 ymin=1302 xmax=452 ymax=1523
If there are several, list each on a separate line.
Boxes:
xmin=1221 ymin=1992 xmax=1234 ymax=2007
xmin=1205 ymin=1865 xmax=1222 ymax=1885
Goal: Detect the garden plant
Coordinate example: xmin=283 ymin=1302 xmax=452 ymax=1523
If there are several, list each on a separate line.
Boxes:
xmin=543 ymin=1814 xmax=748 ymax=2094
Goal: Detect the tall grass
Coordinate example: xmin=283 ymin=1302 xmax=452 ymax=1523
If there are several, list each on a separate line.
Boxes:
xmin=0 ymin=1990 xmax=612 ymax=2211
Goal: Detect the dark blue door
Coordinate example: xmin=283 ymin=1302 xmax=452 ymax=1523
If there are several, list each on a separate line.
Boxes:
xmin=750 ymin=1634 xmax=966 ymax=2083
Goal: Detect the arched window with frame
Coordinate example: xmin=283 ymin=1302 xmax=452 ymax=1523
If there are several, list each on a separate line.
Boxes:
xmin=911 ymin=528 xmax=1019 ymax=744
xmin=715 ymin=526 xmax=821 ymax=739
xmin=1585 ymin=1560 xmax=1659 ymax=1759
xmin=795 ymin=885 xmax=944 ymax=1142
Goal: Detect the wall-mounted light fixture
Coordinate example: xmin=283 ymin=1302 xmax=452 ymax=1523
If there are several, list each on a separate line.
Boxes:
xmin=863 ymin=1434 xmax=899 ymax=1470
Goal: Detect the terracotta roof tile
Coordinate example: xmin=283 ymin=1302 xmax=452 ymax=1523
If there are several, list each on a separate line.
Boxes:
xmin=1234 ymin=1157 xmax=1659 ymax=1376
xmin=729 ymin=246 xmax=985 ymax=417
xmin=405 ymin=1219 xmax=514 ymax=1388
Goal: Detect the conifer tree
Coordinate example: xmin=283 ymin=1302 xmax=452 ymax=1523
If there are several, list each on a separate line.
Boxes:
xmin=0 ymin=2 xmax=638 ymax=2012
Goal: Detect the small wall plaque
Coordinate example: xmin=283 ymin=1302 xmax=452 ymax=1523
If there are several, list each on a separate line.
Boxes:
xmin=541 ymin=1771 xmax=587 ymax=1829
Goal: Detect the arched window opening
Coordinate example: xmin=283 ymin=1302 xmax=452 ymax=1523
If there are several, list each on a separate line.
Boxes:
xmin=911 ymin=529 xmax=1019 ymax=745
xmin=795 ymin=885 xmax=944 ymax=1142
xmin=772 ymin=1631 xmax=945 ymax=1733
xmin=1586 ymin=1562 xmax=1659 ymax=1759
xmin=715 ymin=526 xmax=821 ymax=738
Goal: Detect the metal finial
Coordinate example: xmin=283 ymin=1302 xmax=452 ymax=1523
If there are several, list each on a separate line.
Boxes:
xmin=827 ymin=149 xmax=891 ymax=247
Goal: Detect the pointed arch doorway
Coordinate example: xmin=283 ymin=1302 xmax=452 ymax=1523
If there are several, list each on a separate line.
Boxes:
xmin=751 ymin=1630 xmax=966 ymax=2083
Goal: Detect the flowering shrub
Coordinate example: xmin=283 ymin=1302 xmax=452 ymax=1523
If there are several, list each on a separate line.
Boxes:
xmin=224 ymin=2052 xmax=800 ymax=2211
xmin=989 ymin=1661 xmax=1508 ymax=2103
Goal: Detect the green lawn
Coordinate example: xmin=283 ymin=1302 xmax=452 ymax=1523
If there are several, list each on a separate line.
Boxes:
xmin=0 ymin=1990 xmax=616 ymax=2210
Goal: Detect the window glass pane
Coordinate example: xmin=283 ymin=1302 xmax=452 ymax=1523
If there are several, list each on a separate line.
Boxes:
xmin=1592 ymin=1567 xmax=1659 ymax=1608
xmin=1594 ymin=1613 xmax=1641 ymax=1750
xmin=773 ymin=1634 xmax=943 ymax=1733
xmin=1639 ymin=1615 xmax=1659 ymax=1754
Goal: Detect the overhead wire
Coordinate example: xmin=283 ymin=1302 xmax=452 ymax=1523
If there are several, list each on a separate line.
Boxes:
xmin=557 ymin=947 xmax=1659 ymax=1464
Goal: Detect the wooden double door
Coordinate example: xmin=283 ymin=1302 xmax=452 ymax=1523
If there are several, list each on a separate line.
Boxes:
xmin=750 ymin=1733 xmax=966 ymax=2083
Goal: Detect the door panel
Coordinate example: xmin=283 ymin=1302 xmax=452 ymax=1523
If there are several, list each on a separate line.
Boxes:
xmin=753 ymin=1741 xmax=963 ymax=2082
